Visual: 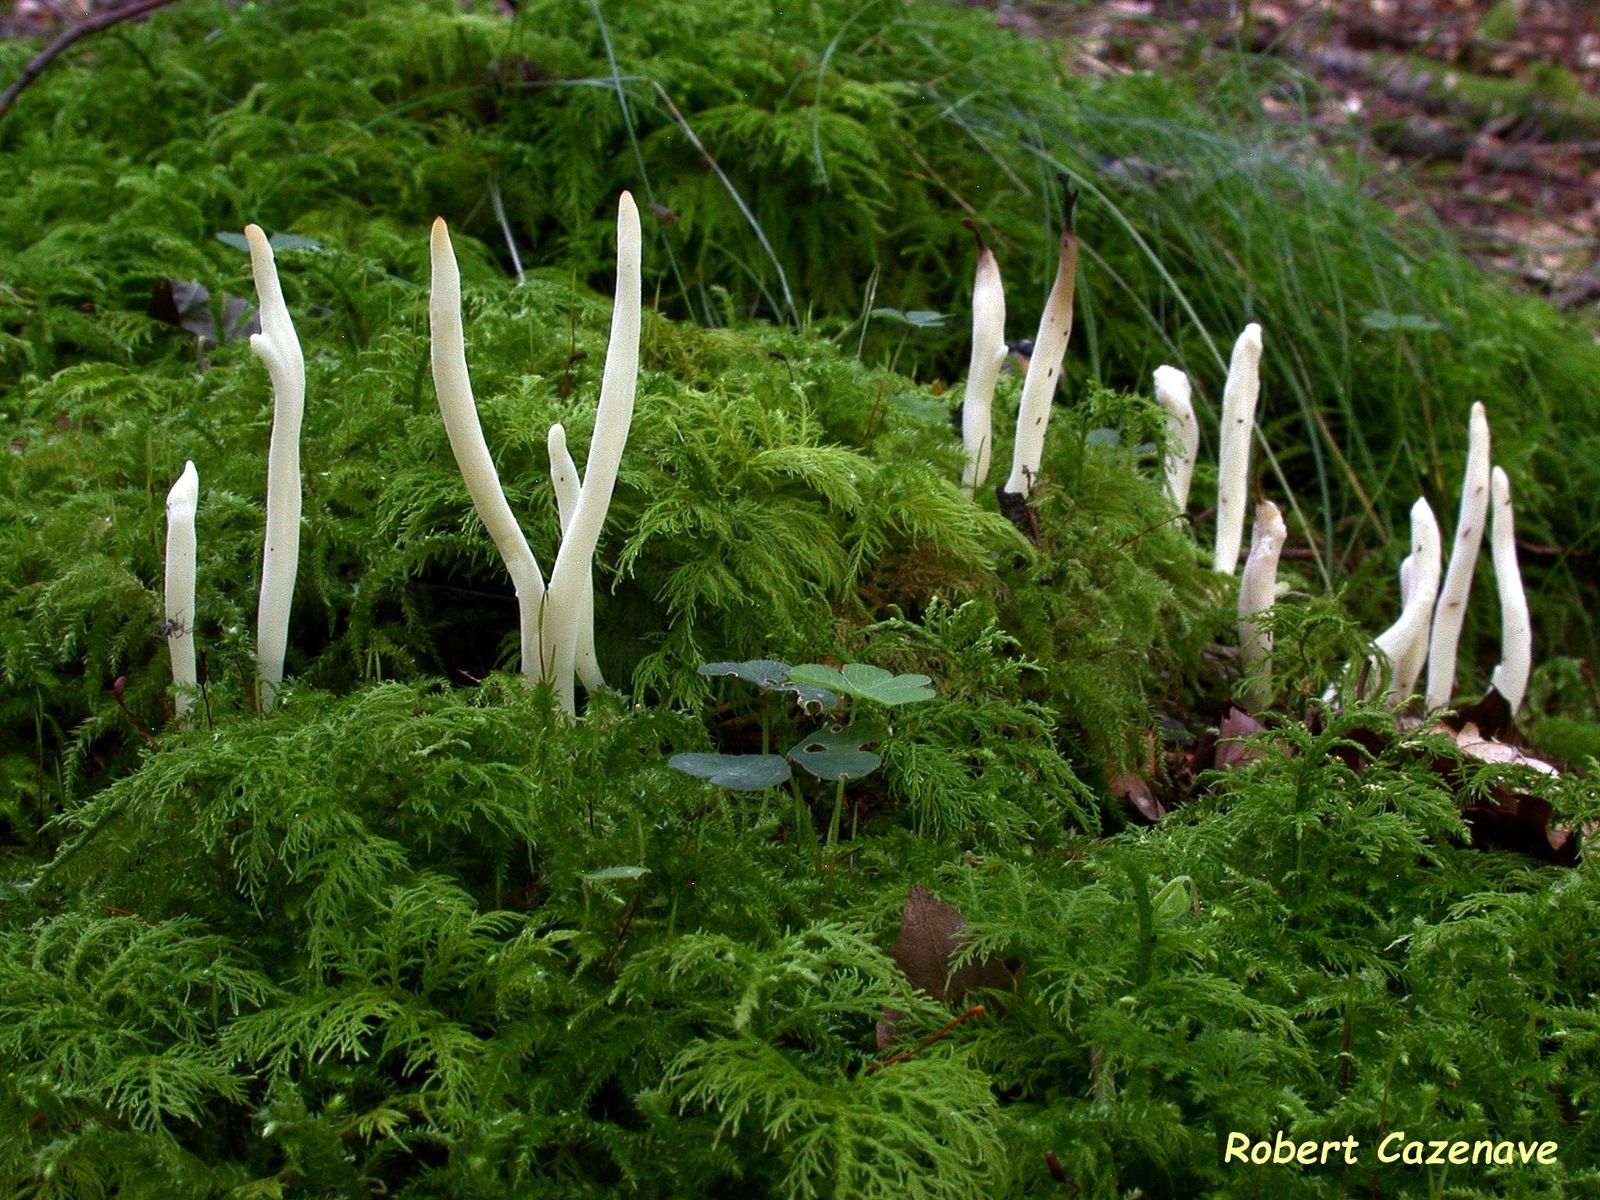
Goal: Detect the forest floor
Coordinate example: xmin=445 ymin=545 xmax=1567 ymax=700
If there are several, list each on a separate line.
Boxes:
xmin=984 ymin=0 xmax=1600 ymax=315
xmin=7 ymin=0 xmax=1600 ymax=313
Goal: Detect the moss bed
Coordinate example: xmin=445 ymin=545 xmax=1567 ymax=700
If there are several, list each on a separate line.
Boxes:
xmin=1 ymin=3 xmax=1597 ymax=1197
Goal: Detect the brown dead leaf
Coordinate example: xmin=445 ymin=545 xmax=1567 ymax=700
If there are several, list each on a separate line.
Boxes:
xmin=1110 ymin=770 xmax=1166 ymax=821
xmin=889 ymin=885 xmax=1019 ymax=1007
xmin=1452 ymin=722 xmax=1560 ymax=775
xmin=1214 ymin=707 xmax=1268 ymax=770
xmin=1428 ymin=711 xmax=1577 ymax=865
xmin=147 ymin=279 xmax=259 ymax=347
xmin=1444 ymin=687 xmax=1517 ymax=742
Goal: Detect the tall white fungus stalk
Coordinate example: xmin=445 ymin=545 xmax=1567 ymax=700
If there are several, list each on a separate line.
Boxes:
xmin=960 ymin=229 xmax=1007 ymax=496
xmin=542 ymin=192 xmax=642 ymax=715
xmin=429 ymin=217 xmax=548 ymax=678
xmin=246 ymin=225 xmax=306 ymax=710
xmin=1237 ymin=499 xmax=1286 ymax=709
xmin=1424 ymin=403 xmax=1491 ymax=712
xmin=165 ymin=461 xmax=199 ymax=717
xmin=429 ymin=192 xmax=641 ymax=715
xmin=1488 ymin=467 xmax=1531 ymax=712
xmin=1001 ymin=193 xmax=1078 ymax=501
xmin=1152 ymin=365 xmax=1198 ymax=511
xmin=1212 ymin=323 xmax=1263 ymax=574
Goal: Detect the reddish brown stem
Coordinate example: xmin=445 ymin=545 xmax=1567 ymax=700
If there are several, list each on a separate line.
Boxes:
xmin=866 ymin=1005 xmax=985 ymax=1073
xmin=112 ymin=677 xmax=159 ymax=747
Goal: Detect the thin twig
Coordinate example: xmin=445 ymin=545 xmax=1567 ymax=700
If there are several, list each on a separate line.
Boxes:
xmin=0 ymin=0 xmax=181 ymax=123
xmin=866 ymin=1005 xmax=985 ymax=1073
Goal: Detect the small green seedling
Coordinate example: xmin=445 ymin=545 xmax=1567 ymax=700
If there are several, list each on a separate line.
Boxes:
xmin=669 ymin=660 xmax=935 ymax=864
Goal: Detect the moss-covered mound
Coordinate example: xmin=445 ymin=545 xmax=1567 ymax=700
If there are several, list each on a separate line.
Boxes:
xmin=5 ymin=0 xmax=1597 ymax=662
xmin=1 ymin=2 xmax=1598 ymax=1198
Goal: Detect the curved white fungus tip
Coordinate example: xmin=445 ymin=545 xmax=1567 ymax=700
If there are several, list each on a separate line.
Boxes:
xmin=1152 ymin=365 xmax=1198 ymax=512
xmin=960 ymin=241 xmax=1007 ymax=496
xmin=1212 ymin=323 xmax=1263 ymax=574
xmin=1237 ymin=498 xmax=1287 ymax=708
xmin=1488 ymin=466 xmax=1531 ymax=712
xmin=246 ymin=224 xmax=306 ymax=711
xmin=547 ymin=423 xmax=578 ymax=534
xmin=1373 ymin=496 xmax=1441 ymax=704
xmin=165 ymin=461 xmax=199 ymax=717
xmin=1002 ymin=205 xmax=1078 ymax=499
xmin=1424 ymin=402 xmax=1491 ymax=712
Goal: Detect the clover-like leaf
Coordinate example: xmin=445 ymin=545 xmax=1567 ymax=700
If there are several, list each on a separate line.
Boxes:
xmin=783 ymin=682 xmax=839 ymax=713
xmin=582 ymin=865 xmax=651 ymax=883
xmin=698 ymin=660 xmax=838 ymax=710
xmin=870 ymin=306 xmax=948 ymax=329
xmin=698 ymin=659 xmax=791 ymax=689
xmin=668 ymin=752 xmax=791 ymax=792
xmin=786 ymin=723 xmax=884 ymax=781
xmin=786 ymin=663 xmax=934 ymax=707
xmin=215 ymin=230 xmax=323 ymax=253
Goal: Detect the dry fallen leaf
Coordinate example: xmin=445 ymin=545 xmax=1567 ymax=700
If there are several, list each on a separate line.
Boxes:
xmin=1110 ymin=770 xmax=1166 ymax=821
xmin=1214 ymin=707 xmax=1269 ymax=770
xmin=889 ymin=885 xmax=1018 ymax=1006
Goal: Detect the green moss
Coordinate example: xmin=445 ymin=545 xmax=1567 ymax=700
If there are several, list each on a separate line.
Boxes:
xmin=1 ymin=3 xmax=1599 ymax=1197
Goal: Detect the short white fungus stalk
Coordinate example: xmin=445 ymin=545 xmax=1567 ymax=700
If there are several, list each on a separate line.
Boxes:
xmin=542 ymin=191 xmax=642 ymax=715
xmin=164 ymin=460 xmax=199 ymax=717
xmin=959 ymin=227 xmax=1007 ymax=496
xmin=1152 ymin=365 xmax=1198 ymax=512
xmin=1001 ymin=188 xmax=1078 ymax=501
xmin=1372 ymin=497 xmax=1441 ymax=703
xmin=1212 ymin=323 xmax=1263 ymax=574
xmin=1391 ymin=553 xmax=1429 ymax=693
xmin=246 ymin=224 xmax=306 ymax=710
xmin=1488 ymin=466 xmax=1532 ymax=712
xmin=1424 ymin=402 xmax=1491 ymax=712
xmin=1236 ymin=499 xmax=1286 ymax=709
xmin=547 ymin=423 xmax=603 ymax=693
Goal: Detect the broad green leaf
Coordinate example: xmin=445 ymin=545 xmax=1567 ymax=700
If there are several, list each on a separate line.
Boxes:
xmin=668 ymin=752 xmax=791 ymax=791
xmin=786 ymin=724 xmax=884 ymax=781
xmin=786 ymin=663 xmax=934 ymax=707
xmin=698 ymin=659 xmax=791 ymax=689
xmin=1153 ymin=875 xmax=1194 ymax=921
xmin=215 ymin=231 xmax=323 ymax=253
xmin=699 ymin=660 xmax=838 ymax=710
xmin=870 ymin=306 xmax=947 ymax=329
xmin=888 ymin=392 xmax=951 ymax=426
xmin=582 ymin=866 xmax=651 ymax=883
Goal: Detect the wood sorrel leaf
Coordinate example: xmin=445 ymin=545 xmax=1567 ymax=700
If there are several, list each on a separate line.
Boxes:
xmin=698 ymin=660 xmax=839 ymax=710
xmin=785 ymin=724 xmax=883 ymax=781
xmin=786 ymin=663 xmax=934 ymax=707
xmin=668 ymin=752 xmax=790 ymax=791
xmin=698 ymin=659 xmax=791 ymax=689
